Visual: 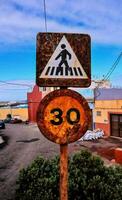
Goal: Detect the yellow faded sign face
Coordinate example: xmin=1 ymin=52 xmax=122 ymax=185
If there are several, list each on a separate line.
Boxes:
xmin=44 ymin=96 xmax=85 ymax=143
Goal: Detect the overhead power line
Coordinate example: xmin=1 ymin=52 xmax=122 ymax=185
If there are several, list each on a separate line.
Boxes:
xmin=103 ymin=52 xmax=122 ymax=81
xmin=0 ymin=88 xmax=30 ymax=91
xmin=95 ymin=52 xmax=122 ymax=89
xmin=0 ymin=80 xmax=33 ymax=88
xmin=94 ymin=52 xmax=122 ymax=98
xmin=43 ymin=0 xmax=48 ymax=33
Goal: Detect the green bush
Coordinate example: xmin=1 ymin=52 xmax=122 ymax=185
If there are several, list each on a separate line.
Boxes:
xmin=16 ymin=150 xmax=122 ymax=200
xmin=16 ymin=156 xmax=60 ymax=200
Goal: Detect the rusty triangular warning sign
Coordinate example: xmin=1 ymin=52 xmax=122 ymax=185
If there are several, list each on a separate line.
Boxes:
xmin=40 ymin=36 xmax=88 ymax=79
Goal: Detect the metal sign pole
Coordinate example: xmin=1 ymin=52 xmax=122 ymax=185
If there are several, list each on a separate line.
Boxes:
xmin=60 ymin=144 xmax=68 ymax=200
xmin=59 ymin=86 xmax=68 ymax=200
xmin=37 ymin=89 xmax=91 ymax=200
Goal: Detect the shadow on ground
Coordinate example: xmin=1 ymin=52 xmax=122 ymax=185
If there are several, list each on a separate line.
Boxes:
xmin=16 ymin=138 xmax=40 ymax=143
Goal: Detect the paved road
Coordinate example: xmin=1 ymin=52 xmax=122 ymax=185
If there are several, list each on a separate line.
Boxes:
xmin=0 ymin=124 xmax=59 ymax=200
xmin=1 ymin=124 xmax=120 ymax=200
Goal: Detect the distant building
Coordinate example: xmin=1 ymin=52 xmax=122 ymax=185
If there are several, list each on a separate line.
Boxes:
xmin=27 ymin=85 xmax=42 ymax=122
xmin=94 ymin=88 xmax=122 ymax=137
xmin=0 ymin=105 xmax=28 ymax=121
xmin=90 ymin=79 xmax=111 ymax=89
xmin=0 ymin=86 xmax=59 ymax=122
xmin=27 ymin=85 xmax=59 ymax=122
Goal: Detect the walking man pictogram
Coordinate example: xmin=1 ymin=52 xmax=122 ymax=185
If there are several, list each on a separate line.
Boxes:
xmin=55 ymin=44 xmax=71 ymax=70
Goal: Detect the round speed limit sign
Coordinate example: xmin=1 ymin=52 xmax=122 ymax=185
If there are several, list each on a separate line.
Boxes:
xmin=37 ymin=89 xmax=91 ymax=144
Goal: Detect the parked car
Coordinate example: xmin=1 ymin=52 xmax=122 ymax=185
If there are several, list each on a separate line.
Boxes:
xmin=10 ymin=118 xmax=22 ymax=124
xmin=0 ymin=120 xmax=5 ymax=129
xmin=4 ymin=118 xmax=11 ymax=123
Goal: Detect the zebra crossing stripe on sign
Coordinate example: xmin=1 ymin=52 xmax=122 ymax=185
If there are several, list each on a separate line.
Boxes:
xmin=40 ymin=35 xmax=88 ymax=79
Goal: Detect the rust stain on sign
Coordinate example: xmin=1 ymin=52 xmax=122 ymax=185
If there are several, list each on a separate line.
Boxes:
xmin=36 ymin=32 xmax=91 ymax=88
xmin=37 ymin=89 xmax=91 ymax=144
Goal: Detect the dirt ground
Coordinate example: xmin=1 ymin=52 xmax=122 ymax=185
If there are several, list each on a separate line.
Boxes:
xmin=76 ymin=137 xmax=122 ymax=165
xmin=0 ymin=124 xmax=122 ymax=200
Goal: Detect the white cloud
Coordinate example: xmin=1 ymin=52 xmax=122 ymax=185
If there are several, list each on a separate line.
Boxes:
xmin=0 ymin=0 xmax=122 ymax=46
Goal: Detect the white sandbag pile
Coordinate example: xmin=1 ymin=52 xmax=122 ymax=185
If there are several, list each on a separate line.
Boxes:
xmin=79 ymin=129 xmax=104 ymax=141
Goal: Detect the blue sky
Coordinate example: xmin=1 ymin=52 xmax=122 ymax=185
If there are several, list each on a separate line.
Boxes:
xmin=0 ymin=0 xmax=122 ymax=101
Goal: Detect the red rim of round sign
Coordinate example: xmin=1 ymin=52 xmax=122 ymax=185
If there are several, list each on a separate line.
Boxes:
xmin=36 ymin=89 xmax=91 ymax=144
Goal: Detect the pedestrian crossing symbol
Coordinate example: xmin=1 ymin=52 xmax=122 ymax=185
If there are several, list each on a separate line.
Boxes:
xmin=40 ymin=36 xmax=88 ymax=79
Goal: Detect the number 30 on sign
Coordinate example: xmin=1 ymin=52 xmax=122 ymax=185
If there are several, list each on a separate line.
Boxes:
xmin=37 ymin=89 xmax=91 ymax=144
